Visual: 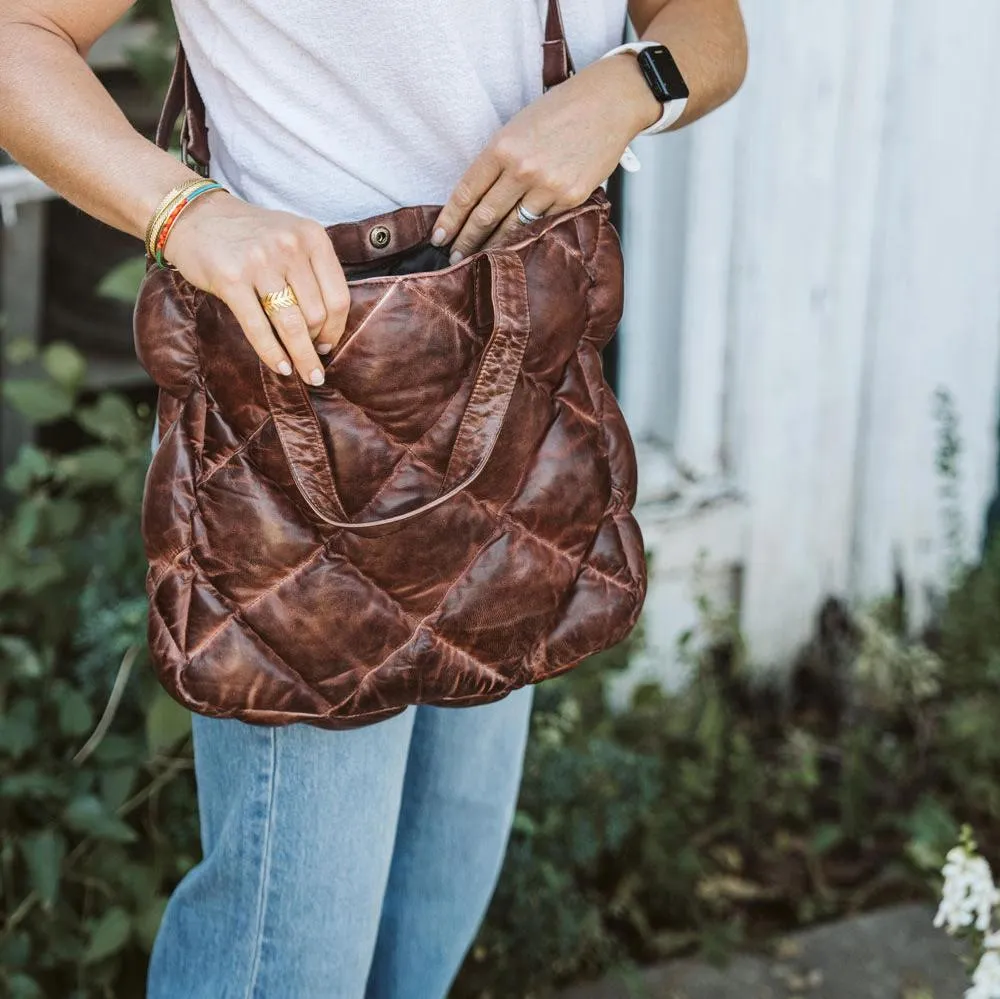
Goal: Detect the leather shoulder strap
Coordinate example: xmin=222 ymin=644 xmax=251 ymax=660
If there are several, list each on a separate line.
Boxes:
xmin=154 ymin=42 xmax=210 ymax=173
xmin=542 ymin=0 xmax=576 ymax=90
xmin=156 ymin=0 xmax=575 ymax=170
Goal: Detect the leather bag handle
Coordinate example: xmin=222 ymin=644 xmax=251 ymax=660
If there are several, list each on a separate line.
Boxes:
xmin=155 ymin=0 xmax=576 ymax=171
xmin=260 ymin=250 xmax=531 ymax=531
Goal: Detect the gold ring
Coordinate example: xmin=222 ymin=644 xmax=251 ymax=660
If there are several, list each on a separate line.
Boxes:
xmin=259 ymin=285 xmax=299 ymax=319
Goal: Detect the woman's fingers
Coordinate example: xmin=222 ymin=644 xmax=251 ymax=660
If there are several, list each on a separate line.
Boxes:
xmin=162 ymin=201 xmax=352 ymax=379
xmin=255 ymin=272 xmax=325 ymax=385
xmin=431 ymin=149 xmax=502 ymax=252
xmin=219 ymin=284 xmax=293 ymax=377
xmin=283 ymin=259 xmax=327 ymax=344
xmin=484 ymin=195 xmax=555 ymax=251
xmin=307 ymin=231 xmax=352 ymax=354
xmin=447 ymin=173 xmax=535 ymax=261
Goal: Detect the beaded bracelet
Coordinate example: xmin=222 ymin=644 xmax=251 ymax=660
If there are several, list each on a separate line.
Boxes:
xmin=146 ymin=179 xmax=226 ymax=266
xmin=153 ymin=182 xmax=225 ymax=267
xmin=149 ymin=180 xmax=225 ymax=265
xmin=144 ymin=179 xmax=208 ymax=257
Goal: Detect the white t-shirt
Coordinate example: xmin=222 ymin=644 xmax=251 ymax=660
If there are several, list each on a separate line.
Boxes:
xmin=170 ymin=0 xmax=628 ymax=224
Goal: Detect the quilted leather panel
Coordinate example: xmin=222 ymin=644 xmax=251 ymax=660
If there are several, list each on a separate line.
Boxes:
xmin=135 ymin=192 xmax=647 ymax=728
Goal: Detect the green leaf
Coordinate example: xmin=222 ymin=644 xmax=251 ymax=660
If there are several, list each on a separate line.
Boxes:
xmin=7 ymin=973 xmax=48 ymax=999
xmin=2 ymin=379 xmax=75 ymax=423
xmin=16 ymin=556 xmax=67 ymax=596
xmin=0 ymin=699 xmax=39 ymax=758
xmin=82 ymin=906 xmax=132 ymax=964
xmin=58 ymin=688 xmax=94 ymax=738
xmin=4 ymin=336 xmax=38 ymax=365
xmin=0 ymin=635 xmax=45 ymax=679
xmin=0 ymin=931 xmax=31 ymax=969
xmin=97 ymin=256 xmax=148 ymax=302
xmin=135 ymin=896 xmax=169 ymax=952
xmin=0 ymin=773 xmax=67 ymax=801
xmin=0 ymin=553 xmax=15 ymax=598
xmin=20 ymin=828 xmax=66 ymax=908
xmin=63 ymin=795 xmax=138 ymax=843
xmin=99 ymin=766 xmax=138 ymax=811
xmin=43 ymin=497 xmax=84 ymax=538
xmin=809 ymin=823 xmax=844 ymax=857
xmin=76 ymin=393 xmax=142 ymax=446
xmin=9 ymin=497 xmax=43 ymax=550
xmin=41 ymin=342 xmax=87 ymax=389
xmin=92 ymin=734 xmax=144 ymax=766
xmin=3 ymin=444 xmax=52 ymax=493
xmin=146 ymin=689 xmax=192 ymax=756
xmin=511 ymin=811 xmax=538 ymax=837
xmin=6 ymin=973 xmax=45 ymax=999
xmin=57 ymin=446 xmax=127 ymax=487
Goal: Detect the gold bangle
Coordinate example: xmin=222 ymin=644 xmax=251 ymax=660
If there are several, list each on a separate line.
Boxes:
xmin=144 ymin=182 xmax=192 ymax=251
xmin=145 ymin=181 xmax=206 ymax=257
xmin=144 ymin=179 xmax=213 ymax=256
xmin=145 ymin=184 xmax=197 ymax=256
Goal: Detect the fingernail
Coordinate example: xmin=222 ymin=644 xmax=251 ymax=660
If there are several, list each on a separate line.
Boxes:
xmin=316 ymin=342 xmax=333 ymax=354
xmin=278 ymin=360 xmax=293 ymax=376
xmin=309 ymin=368 xmax=325 ymax=386
xmin=449 ymin=250 xmax=463 ymax=265
xmin=431 ymin=227 xmax=447 ymax=246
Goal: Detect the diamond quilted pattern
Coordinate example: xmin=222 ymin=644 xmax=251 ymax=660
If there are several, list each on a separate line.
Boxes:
xmin=135 ymin=192 xmax=647 ymax=729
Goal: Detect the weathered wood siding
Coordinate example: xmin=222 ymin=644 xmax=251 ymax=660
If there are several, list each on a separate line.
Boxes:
xmin=620 ymin=0 xmax=1000 ymax=681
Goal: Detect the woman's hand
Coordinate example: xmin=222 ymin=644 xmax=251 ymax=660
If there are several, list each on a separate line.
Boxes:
xmin=432 ymin=54 xmax=661 ymax=262
xmin=163 ymin=194 xmax=351 ymax=385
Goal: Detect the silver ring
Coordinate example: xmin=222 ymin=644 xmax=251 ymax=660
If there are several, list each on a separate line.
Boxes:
xmin=515 ymin=201 xmax=544 ymax=226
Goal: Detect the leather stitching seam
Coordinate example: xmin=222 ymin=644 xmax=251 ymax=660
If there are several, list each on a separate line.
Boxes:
xmin=185 ymin=539 xmax=331 ymax=659
xmin=235 ymin=618 xmax=338 ymax=712
xmin=418 ymin=627 xmax=510 ymax=684
xmin=325 ymin=283 xmax=398 ymax=366
xmin=460 ymin=486 xmax=632 ymax=594
xmin=407 ymin=280 xmax=479 ymax=336
xmin=199 ymin=418 xmax=272 ymax=485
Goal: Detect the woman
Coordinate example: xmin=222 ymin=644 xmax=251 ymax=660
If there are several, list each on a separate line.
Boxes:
xmin=0 ymin=1 xmax=746 ymax=995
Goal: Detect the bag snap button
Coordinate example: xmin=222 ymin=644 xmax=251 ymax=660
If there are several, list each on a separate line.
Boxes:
xmin=369 ymin=225 xmax=391 ymax=249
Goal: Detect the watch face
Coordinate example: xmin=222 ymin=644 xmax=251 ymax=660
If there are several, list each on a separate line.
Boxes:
xmin=638 ymin=45 xmax=690 ymax=103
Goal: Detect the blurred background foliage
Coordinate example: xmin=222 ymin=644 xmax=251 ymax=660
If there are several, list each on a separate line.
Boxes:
xmin=127 ymin=0 xmax=177 ymax=90
xmin=2 ymin=350 xmax=1000 ymax=998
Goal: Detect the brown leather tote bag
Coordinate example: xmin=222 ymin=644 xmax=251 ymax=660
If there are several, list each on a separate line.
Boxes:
xmin=135 ymin=0 xmax=647 ymax=729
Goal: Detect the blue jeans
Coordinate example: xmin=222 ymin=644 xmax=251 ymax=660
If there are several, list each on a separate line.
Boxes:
xmin=146 ymin=687 xmax=534 ymax=999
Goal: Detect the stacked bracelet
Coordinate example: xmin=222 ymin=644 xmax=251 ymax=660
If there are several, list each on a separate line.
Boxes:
xmin=145 ymin=178 xmax=226 ymax=267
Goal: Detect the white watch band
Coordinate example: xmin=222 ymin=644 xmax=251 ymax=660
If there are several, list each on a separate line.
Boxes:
xmin=601 ymin=41 xmax=689 ymax=136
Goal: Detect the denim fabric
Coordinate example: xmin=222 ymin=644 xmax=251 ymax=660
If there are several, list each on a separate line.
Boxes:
xmin=146 ymin=687 xmax=534 ymax=998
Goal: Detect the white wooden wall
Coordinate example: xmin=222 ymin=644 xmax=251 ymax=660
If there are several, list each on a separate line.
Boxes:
xmin=618 ymin=0 xmax=1000 ymax=687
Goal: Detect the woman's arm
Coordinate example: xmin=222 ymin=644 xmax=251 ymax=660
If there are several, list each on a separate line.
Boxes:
xmin=0 ymin=1 xmax=348 ymax=385
xmin=434 ymin=0 xmax=747 ymax=260
xmin=629 ymin=0 xmax=748 ymax=129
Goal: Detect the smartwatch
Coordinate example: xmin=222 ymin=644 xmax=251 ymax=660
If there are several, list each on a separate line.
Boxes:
xmin=601 ymin=41 xmax=690 ymax=135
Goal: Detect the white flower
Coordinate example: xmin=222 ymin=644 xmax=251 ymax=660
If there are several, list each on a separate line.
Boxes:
xmin=935 ymin=846 xmax=1000 ymax=935
xmin=967 ymin=950 xmax=1000 ymax=999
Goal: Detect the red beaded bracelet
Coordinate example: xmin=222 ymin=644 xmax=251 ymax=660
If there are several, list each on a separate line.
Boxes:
xmin=153 ymin=181 xmax=225 ymax=268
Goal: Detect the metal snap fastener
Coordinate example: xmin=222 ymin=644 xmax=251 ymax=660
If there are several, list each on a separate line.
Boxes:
xmin=369 ymin=225 xmax=391 ymax=249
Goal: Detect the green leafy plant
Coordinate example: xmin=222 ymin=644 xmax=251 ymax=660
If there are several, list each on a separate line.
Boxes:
xmin=0 ymin=342 xmax=197 ymax=999
xmin=124 ymin=0 xmax=177 ymax=93
xmin=454 ymin=581 xmax=1000 ymax=997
